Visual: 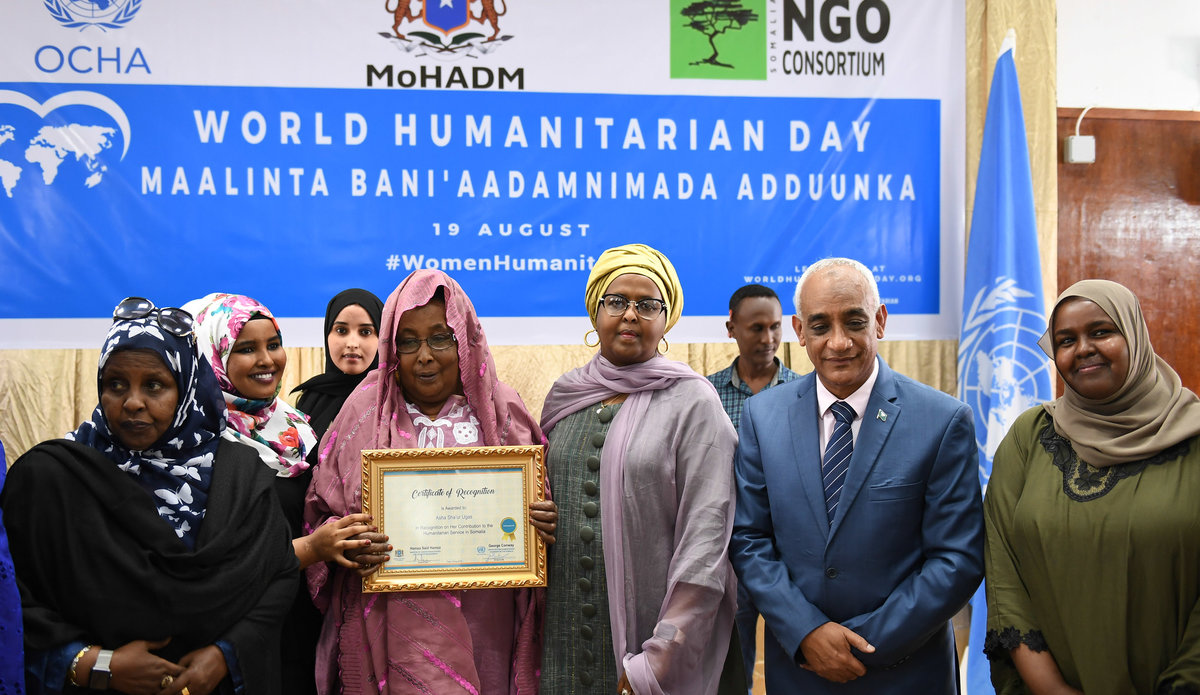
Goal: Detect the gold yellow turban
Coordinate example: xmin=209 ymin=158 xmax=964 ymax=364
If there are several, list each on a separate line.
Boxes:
xmin=585 ymin=243 xmax=683 ymax=331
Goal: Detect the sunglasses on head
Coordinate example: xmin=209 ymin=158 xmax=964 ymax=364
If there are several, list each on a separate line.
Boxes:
xmin=112 ymin=297 xmax=196 ymax=337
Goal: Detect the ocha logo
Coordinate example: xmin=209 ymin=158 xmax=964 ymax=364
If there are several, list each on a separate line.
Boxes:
xmin=44 ymin=0 xmax=142 ymax=31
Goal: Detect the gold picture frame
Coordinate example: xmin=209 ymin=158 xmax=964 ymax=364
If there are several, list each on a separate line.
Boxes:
xmin=360 ymin=444 xmax=547 ymax=592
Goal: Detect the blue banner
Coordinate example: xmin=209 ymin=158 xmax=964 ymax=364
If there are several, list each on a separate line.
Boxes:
xmin=956 ymin=38 xmax=1054 ymax=694
xmin=0 ymin=0 xmax=965 ymax=347
xmin=0 ymin=84 xmax=940 ymax=320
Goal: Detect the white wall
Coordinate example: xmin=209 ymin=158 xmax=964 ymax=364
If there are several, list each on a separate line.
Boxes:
xmin=1058 ymin=0 xmax=1200 ymax=110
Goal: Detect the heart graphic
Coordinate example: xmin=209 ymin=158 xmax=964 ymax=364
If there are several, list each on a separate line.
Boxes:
xmin=0 ymin=89 xmax=131 ymax=159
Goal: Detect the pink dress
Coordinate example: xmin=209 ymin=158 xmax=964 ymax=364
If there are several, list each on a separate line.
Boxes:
xmin=304 ymin=269 xmax=544 ymax=695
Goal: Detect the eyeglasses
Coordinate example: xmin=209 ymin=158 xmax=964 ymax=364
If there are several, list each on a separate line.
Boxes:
xmin=396 ymin=332 xmax=457 ymax=354
xmin=599 ymin=294 xmax=667 ymax=321
xmin=112 ymin=296 xmax=196 ymax=337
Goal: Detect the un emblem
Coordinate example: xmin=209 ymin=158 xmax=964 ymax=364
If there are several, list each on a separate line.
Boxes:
xmin=44 ymin=0 xmax=141 ymax=31
xmin=958 ymin=277 xmax=1055 ymax=483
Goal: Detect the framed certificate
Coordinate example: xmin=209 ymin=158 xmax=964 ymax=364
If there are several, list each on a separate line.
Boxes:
xmin=360 ymin=444 xmax=547 ymax=592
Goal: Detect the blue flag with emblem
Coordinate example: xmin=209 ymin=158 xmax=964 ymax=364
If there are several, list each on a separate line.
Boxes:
xmin=956 ymin=30 xmax=1054 ymax=695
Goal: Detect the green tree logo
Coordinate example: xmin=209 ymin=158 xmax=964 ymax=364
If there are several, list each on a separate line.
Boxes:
xmin=670 ymin=0 xmax=765 ymax=80
xmin=682 ymin=1 xmax=759 ymax=68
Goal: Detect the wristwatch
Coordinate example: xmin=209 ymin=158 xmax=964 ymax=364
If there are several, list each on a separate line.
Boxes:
xmin=88 ymin=649 xmax=114 ymax=690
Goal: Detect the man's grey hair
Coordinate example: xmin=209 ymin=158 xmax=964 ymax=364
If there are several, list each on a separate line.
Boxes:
xmin=793 ymin=258 xmax=881 ymax=316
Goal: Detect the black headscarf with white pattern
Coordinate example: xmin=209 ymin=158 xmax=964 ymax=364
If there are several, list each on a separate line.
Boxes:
xmin=68 ymin=315 xmax=227 ymax=548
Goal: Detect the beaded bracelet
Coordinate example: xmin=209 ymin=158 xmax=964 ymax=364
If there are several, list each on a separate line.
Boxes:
xmin=68 ymin=645 xmax=94 ymax=688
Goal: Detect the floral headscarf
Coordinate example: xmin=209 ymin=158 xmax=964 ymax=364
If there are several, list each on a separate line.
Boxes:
xmin=68 ymin=315 xmax=227 ymax=547
xmin=183 ymin=293 xmax=317 ymax=478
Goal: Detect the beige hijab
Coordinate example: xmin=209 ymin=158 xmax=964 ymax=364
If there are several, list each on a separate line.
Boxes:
xmin=1038 ymin=279 xmax=1200 ymax=467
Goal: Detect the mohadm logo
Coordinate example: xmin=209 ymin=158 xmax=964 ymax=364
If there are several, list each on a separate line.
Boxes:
xmin=380 ymin=0 xmax=512 ymax=57
xmin=44 ymin=0 xmax=142 ymax=31
xmin=670 ymin=0 xmax=766 ymax=80
xmin=367 ymin=0 xmax=524 ymax=89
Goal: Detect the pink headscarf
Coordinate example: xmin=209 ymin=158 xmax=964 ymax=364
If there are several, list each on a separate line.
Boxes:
xmin=183 ymin=292 xmax=316 ymax=478
xmin=304 ymin=269 xmax=544 ymax=695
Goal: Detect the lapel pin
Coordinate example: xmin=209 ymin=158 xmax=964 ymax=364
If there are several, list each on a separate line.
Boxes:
xmin=876 ymin=409 xmax=887 ymax=422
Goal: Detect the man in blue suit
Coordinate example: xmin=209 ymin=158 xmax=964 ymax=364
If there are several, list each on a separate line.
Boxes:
xmin=731 ymin=258 xmax=983 ymax=693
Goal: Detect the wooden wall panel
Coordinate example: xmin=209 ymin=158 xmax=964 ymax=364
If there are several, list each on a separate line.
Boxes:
xmin=1057 ymin=109 xmax=1200 ymax=392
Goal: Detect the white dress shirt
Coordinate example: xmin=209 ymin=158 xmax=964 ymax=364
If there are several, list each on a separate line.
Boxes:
xmin=814 ymin=357 xmax=880 ymax=453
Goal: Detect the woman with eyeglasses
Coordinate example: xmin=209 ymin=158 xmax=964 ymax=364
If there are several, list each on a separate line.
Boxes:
xmin=538 ymin=243 xmax=741 ymax=695
xmin=183 ymin=293 xmax=374 ymax=695
xmin=291 ymin=288 xmax=385 ymax=448
xmin=1 ymin=298 xmax=298 ymax=695
xmin=303 ymin=269 xmax=557 ymax=695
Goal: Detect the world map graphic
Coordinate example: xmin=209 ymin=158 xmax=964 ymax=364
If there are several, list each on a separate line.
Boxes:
xmin=0 ymin=122 xmax=116 ymax=197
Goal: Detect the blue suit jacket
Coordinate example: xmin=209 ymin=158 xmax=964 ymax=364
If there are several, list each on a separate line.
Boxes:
xmin=731 ymin=357 xmax=983 ymax=694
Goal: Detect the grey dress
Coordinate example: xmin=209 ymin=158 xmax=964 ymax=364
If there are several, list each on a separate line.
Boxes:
xmin=541 ymin=401 xmax=622 ymax=693
xmin=539 ymin=383 xmax=746 ymax=695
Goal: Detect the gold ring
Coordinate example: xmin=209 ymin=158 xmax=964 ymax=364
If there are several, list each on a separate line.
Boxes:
xmin=161 ymin=675 xmax=174 ymax=689
xmin=181 ymin=688 xmax=190 ymax=695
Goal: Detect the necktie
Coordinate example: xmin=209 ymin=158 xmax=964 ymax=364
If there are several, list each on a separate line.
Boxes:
xmin=822 ymin=400 xmax=856 ymax=524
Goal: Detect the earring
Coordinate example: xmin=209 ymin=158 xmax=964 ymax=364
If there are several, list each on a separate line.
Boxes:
xmin=584 ymin=329 xmax=600 ymax=348
xmin=658 ymin=337 xmax=669 ymax=353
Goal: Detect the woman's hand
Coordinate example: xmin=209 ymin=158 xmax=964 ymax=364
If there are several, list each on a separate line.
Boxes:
xmin=616 ymin=671 xmax=635 ymax=695
xmin=294 ymin=513 xmax=375 ymax=569
xmin=162 ymin=645 xmax=228 ymax=695
xmin=104 ymin=638 xmax=183 ymax=695
xmin=528 ymin=500 xmax=558 ymax=546
xmin=344 ymin=530 xmax=391 ymax=577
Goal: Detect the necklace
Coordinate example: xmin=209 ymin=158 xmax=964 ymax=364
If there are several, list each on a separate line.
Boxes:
xmin=595 ymin=394 xmax=625 ymax=418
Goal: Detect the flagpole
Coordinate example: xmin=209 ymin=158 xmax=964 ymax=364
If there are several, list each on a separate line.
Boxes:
xmin=957 ymin=27 xmax=1055 ymax=695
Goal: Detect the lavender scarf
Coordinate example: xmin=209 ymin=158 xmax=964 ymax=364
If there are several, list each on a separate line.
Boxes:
xmin=541 ymin=353 xmax=730 ymax=693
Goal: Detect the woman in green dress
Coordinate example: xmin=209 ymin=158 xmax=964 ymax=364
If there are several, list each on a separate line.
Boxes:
xmin=537 ymin=243 xmax=741 ymax=695
xmin=984 ymin=279 xmax=1200 ymax=695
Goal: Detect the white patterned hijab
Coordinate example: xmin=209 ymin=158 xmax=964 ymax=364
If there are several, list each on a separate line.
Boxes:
xmin=68 ymin=315 xmax=227 ymax=547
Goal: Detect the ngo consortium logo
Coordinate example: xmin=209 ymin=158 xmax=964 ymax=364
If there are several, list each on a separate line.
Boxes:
xmin=668 ymin=0 xmax=893 ymax=80
xmin=670 ymin=0 xmax=766 ymax=80
xmin=44 ymin=0 xmax=142 ymax=31
xmin=774 ymin=0 xmax=890 ymax=77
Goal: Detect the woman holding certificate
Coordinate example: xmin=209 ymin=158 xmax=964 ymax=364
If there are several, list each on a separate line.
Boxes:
xmin=304 ymin=269 xmax=557 ymax=695
xmin=2 ymin=298 xmax=297 ymax=695
xmin=538 ymin=243 xmax=741 ymax=695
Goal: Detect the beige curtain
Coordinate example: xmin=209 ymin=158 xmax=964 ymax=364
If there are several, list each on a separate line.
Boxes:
xmin=0 ymin=2 xmax=1056 ymax=463
xmin=966 ymin=0 xmax=1059 ymax=310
